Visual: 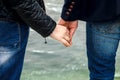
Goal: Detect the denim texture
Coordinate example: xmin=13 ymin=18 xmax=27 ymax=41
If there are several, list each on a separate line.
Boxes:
xmin=0 ymin=21 xmax=29 ymax=80
xmin=86 ymin=19 xmax=120 ymax=80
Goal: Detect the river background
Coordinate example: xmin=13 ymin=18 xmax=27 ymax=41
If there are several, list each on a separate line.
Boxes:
xmin=21 ymin=0 xmax=120 ymax=80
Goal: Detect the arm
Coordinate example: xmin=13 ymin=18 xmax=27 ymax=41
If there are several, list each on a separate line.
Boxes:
xmin=2 ymin=0 xmax=71 ymax=47
xmin=2 ymin=0 xmax=56 ymax=37
xmin=59 ymin=0 xmax=80 ymax=45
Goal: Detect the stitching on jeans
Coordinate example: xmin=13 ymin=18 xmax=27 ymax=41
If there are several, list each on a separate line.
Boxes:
xmin=17 ymin=23 xmax=21 ymax=49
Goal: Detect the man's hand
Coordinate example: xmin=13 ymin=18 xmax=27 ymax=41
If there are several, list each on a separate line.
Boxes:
xmin=50 ymin=24 xmax=71 ymax=47
xmin=58 ymin=18 xmax=78 ymax=45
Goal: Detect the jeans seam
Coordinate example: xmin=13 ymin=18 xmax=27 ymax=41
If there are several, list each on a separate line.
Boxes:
xmin=17 ymin=23 xmax=21 ymax=49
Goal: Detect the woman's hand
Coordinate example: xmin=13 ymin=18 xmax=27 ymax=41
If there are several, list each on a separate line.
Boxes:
xmin=50 ymin=24 xmax=71 ymax=47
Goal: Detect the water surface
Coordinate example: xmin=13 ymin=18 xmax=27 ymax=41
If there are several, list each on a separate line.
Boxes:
xmin=21 ymin=0 xmax=120 ymax=80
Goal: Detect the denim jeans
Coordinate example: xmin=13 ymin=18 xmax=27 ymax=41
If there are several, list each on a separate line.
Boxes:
xmin=0 ymin=21 xmax=29 ymax=80
xmin=86 ymin=19 xmax=120 ymax=80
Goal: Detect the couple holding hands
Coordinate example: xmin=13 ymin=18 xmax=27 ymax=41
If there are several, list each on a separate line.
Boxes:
xmin=1 ymin=0 xmax=120 ymax=80
xmin=50 ymin=18 xmax=78 ymax=47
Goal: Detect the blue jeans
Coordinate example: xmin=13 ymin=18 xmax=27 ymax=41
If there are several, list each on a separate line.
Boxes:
xmin=86 ymin=20 xmax=120 ymax=80
xmin=0 ymin=21 xmax=29 ymax=80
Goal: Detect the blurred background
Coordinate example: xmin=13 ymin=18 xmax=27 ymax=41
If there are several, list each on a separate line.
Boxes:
xmin=21 ymin=0 xmax=120 ymax=80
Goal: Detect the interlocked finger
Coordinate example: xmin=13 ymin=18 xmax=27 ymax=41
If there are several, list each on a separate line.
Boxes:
xmin=63 ymin=35 xmax=70 ymax=42
xmin=61 ymin=38 xmax=71 ymax=47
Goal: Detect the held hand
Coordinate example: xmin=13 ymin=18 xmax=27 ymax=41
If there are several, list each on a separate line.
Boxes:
xmin=50 ymin=24 xmax=71 ymax=47
xmin=58 ymin=18 xmax=78 ymax=45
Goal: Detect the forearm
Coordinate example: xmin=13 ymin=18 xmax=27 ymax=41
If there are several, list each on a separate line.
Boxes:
xmin=2 ymin=0 xmax=56 ymax=37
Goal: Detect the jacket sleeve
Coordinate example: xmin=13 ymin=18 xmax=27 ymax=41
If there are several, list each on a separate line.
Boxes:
xmin=2 ymin=0 xmax=56 ymax=37
xmin=61 ymin=0 xmax=82 ymax=21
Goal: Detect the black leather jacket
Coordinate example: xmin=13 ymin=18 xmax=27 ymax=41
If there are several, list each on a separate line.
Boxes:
xmin=0 ymin=0 xmax=56 ymax=37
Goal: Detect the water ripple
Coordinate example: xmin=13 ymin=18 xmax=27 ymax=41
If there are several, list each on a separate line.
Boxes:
xmin=32 ymin=50 xmax=54 ymax=54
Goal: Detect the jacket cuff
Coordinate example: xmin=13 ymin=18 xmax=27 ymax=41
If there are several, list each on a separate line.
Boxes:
xmin=42 ymin=20 xmax=56 ymax=37
xmin=61 ymin=10 xmax=78 ymax=21
xmin=61 ymin=8 xmax=70 ymax=21
xmin=61 ymin=2 xmax=78 ymax=21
